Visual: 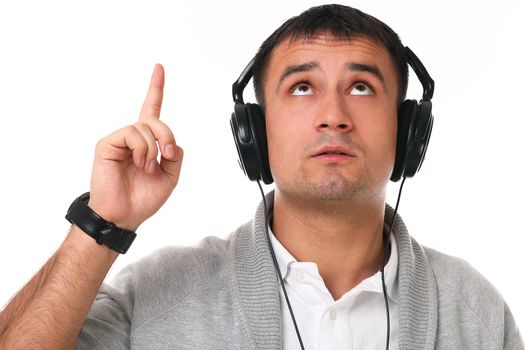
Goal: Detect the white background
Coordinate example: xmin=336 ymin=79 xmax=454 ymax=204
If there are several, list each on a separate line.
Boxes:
xmin=1 ymin=0 xmax=524 ymax=336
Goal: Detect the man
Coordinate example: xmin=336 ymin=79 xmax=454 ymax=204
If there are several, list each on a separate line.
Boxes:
xmin=0 ymin=4 xmax=523 ymax=350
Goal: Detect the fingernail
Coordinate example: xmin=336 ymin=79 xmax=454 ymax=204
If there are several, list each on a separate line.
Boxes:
xmin=165 ymin=144 xmax=175 ymax=159
xmin=140 ymin=156 xmax=146 ymax=169
xmin=148 ymin=160 xmax=156 ymax=173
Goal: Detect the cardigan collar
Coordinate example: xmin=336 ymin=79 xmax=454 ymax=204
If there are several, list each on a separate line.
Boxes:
xmin=232 ymin=190 xmax=437 ymax=350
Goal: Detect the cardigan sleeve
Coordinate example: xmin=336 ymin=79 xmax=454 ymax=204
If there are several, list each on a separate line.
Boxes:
xmin=503 ymin=302 xmax=524 ymax=350
xmin=77 ymin=284 xmax=132 ymax=349
xmin=76 ymin=261 xmax=137 ymax=350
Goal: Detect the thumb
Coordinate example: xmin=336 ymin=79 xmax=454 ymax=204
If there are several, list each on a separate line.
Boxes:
xmin=160 ymin=145 xmax=184 ymax=187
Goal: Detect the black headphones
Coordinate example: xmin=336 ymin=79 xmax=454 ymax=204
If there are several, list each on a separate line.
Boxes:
xmin=230 ymin=46 xmax=434 ymax=184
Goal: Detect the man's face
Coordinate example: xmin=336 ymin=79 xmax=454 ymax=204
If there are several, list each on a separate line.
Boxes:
xmin=264 ymin=35 xmax=399 ymax=203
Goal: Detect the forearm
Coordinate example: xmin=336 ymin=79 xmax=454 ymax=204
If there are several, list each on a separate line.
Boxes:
xmin=0 ymin=63 xmax=179 ymax=349
xmin=0 ymin=226 xmax=118 ymax=350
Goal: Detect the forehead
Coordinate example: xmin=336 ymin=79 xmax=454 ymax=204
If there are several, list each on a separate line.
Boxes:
xmin=265 ymin=34 xmax=398 ymax=89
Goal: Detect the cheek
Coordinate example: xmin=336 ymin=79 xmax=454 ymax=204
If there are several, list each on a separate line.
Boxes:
xmin=354 ymin=108 xmax=398 ymax=165
xmin=266 ymin=120 xmax=293 ymax=170
xmin=265 ymin=111 xmax=309 ymax=176
xmin=377 ymin=123 xmax=397 ymax=174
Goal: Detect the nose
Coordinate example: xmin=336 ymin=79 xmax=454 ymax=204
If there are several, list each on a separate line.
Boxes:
xmin=315 ymin=90 xmax=353 ymax=133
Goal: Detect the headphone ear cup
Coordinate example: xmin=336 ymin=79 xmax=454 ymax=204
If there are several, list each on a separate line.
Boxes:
xmin=230 ymin=103 xmax=274 ymax=184
xmin=245 ymin=103 xmax=273 ymax=184
xmin=391 ymin=100 xmax=417 ymax=181
xmin=404 ymin=100 xmax=433 ymax=177
xmin=230 ymin=103 xmax=260 ymax=181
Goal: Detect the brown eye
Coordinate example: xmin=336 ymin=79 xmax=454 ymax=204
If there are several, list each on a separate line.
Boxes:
xmin=291 ymin=83 xmax=313 ymax=96
xmin=350 ymin=83 xmax=373 ymax=96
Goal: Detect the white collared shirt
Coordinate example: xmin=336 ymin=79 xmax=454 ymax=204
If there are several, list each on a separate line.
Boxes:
xmin=269 ymin=227 xmax=399 ymax=350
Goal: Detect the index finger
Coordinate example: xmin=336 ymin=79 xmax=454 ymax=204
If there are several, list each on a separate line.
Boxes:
xmin=139 ymin=63 xmax=165 ymax=119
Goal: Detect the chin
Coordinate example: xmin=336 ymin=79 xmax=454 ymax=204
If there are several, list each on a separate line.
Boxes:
xmin=275 ymin=164 xmax=388 ymax=203
xmin=309 ymin=180 xmax=365 ymax=201
xmin=277 ymin=173 xmax=367 ymax=202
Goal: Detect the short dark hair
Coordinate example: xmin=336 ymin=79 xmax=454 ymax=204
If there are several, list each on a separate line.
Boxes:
xmin=252 ymin=4 xmax=408 ymax=109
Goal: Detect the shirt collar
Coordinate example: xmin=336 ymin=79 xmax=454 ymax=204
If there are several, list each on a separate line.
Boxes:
xmin=268 ymin=222 xmax=399 ymax=303
xmin=268 ymin=226 xmax=296 ymax=282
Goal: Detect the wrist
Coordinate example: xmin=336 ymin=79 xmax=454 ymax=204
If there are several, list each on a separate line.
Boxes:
xmin=65 ymin=193 xmax=137 ymax=254
xmin=66 ymin=225 xmax=120 ymax=261
xmin=86 ymin=197 xmax=141 ymax=232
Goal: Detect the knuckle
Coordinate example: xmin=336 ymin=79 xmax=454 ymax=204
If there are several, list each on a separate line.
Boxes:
xmin=134 ymin=122 xmax=153 ymax=138
xmin=134 ymin=139 xmax=148 ymax=153
xmin=95 ymin=133 xmax=113 ymax=152
xmin=133 ymin=120 xmax=146 ymax=127
xmin=164 ymin=128 xmax=176 ymax=142
xmin=148 ymin=144 xmax=159 ymax=158
xmin=158 ymin=131 xmax=173 ymax=144
xmin=123 ymin=124 xmax=140 ymax=139
xmin=125 ymin=124 xmax=139 ymax=134
xmin=154 ymin=121 xmax=175 ymax=143
xmin=95 ymin=137 xmax=105 ymax=150
xmin=147 ymin=104 xmax=161 ymax=115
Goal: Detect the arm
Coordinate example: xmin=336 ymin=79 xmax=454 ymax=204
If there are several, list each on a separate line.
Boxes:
xmin=0 ymin=64 xmax=183 ymax=350
xmin=0 ymin=227 xmax=118 ymax=349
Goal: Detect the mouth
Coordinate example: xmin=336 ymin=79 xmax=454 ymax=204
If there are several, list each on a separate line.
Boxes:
xmin=312 ymin=146 xmax=356 ymax=158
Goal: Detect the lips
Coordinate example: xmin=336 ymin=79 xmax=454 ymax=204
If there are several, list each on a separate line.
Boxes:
xmin=312 ymin=145 xmax=356 ymax=158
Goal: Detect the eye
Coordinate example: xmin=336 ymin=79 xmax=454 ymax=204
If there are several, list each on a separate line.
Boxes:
xmin=350 ymin=82 xmax=374 ymax=96
xmin=290 ymin=82 xmax=314 ymax=96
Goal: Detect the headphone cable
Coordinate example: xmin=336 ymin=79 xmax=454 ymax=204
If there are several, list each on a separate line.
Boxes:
xmin=258 ymin=176 xmax=407 ymax=350
xmin=381 ymin=175 xmax=407 ymax=350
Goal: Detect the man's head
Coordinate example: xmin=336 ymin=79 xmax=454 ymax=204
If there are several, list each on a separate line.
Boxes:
xmin=252 ymin=4 xmax=408 ymax=110
xmin=251 ymin=5 xmax=408 ymax=205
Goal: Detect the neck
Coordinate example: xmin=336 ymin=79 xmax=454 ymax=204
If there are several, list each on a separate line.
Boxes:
xmin=271 ymin=189 xmax=387 ymax=300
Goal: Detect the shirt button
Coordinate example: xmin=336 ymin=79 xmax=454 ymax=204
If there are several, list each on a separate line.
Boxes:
xmin=295 ymin=270 xmax=305 ymax=281
xmin=329 ymin=310 xmax=337 ymax=320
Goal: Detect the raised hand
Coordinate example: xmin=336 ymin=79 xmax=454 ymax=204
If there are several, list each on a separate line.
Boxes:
xmin=88 ymin=64 xmax=183 ymax=231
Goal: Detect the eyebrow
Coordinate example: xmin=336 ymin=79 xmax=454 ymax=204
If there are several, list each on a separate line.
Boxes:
xmin=277 ymin=61 xmax=320 ymax=91
xmin=347 ymin=63 xmax=387 ymax=90
xmin=275 ymin=61 xmax=387 ymax=92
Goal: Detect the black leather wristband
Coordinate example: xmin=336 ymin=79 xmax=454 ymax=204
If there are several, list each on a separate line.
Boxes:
xmin=65 ymin=192 xmax=136 ymax=254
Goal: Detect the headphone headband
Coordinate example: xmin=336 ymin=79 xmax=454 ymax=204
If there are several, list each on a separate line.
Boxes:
xmin=232 ymin=47 xmax=433 ymax=105
xmin=232 ymin=58 xmax=255 ymax=104
xmin=405 ymin=47 xmax=434 ymax=101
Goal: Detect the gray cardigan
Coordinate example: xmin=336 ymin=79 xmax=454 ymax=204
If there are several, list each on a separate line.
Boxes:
xmin=78 ymin=192 xmax=524 ymax=349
